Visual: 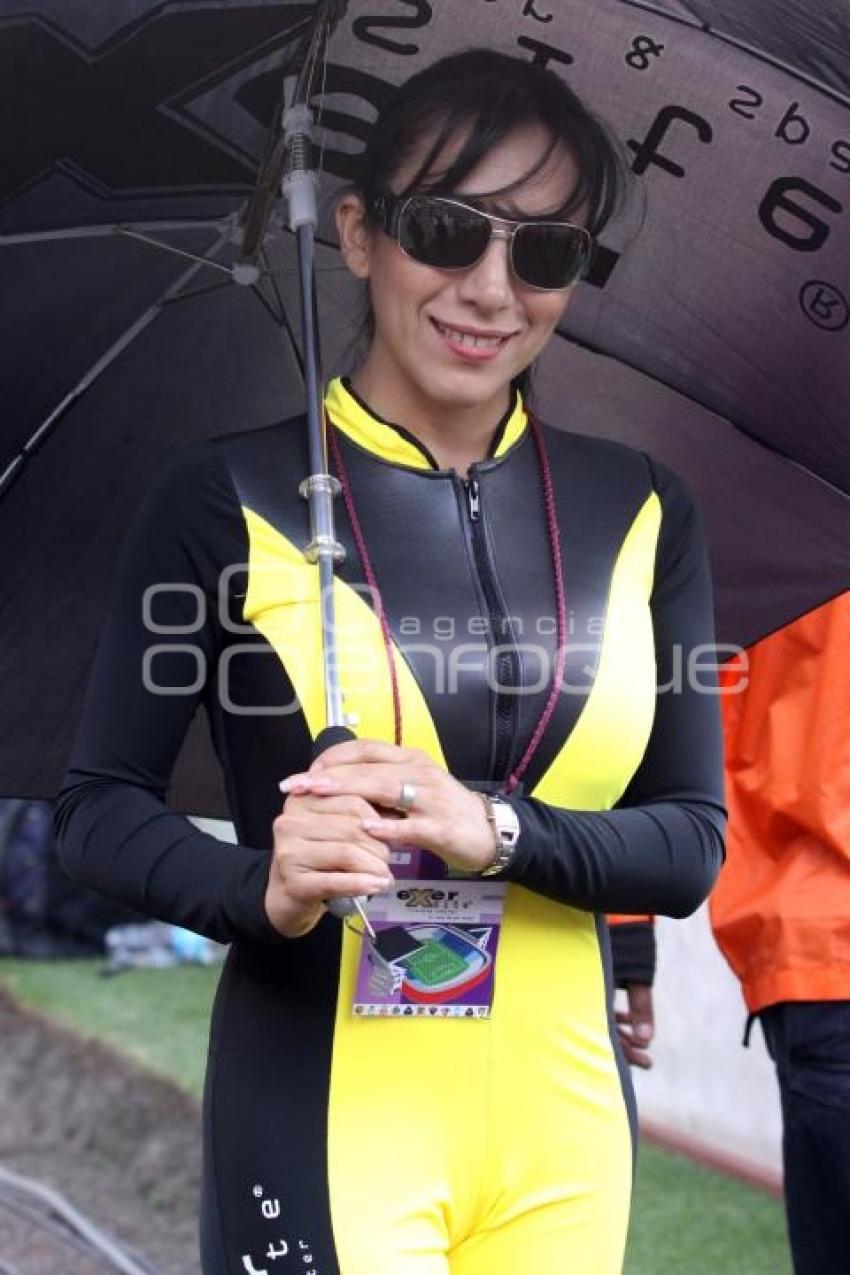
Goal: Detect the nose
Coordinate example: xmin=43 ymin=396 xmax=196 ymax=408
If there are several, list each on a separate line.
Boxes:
xmin=456 ymin=229 xmax=514 ymax=311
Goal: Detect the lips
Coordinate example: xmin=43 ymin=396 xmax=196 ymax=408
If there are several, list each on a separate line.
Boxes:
xmin=430 ymin=317 xmax=516 ymax=361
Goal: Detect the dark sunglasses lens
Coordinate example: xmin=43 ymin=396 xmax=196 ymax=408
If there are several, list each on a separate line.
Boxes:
xmin=399 ymin=199 xmax=490 ymax=269
xmin=514 ymin=224 xmax=591 ymax=288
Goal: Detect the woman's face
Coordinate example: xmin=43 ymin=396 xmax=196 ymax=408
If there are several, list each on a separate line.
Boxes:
xmin=337 ymin=123 xmax=582 ymax=419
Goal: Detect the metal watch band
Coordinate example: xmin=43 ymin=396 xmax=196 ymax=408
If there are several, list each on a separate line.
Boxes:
xmin=477 ymin=794 xmax=520 ymax=877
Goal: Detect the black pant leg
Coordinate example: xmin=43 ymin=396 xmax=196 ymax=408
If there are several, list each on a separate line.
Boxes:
xmin=198 ymin=939 xmax=344 ymax=1275
xmin=760 ymin=1001 xmax=850 ymax=1275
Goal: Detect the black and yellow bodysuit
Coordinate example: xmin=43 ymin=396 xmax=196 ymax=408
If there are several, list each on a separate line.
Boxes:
xmin=55 ymin=377 xmax=725 ymax=1275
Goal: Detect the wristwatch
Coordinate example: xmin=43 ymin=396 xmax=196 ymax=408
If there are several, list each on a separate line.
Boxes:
xmin=478 ymin=794 xmax=521 ymax=877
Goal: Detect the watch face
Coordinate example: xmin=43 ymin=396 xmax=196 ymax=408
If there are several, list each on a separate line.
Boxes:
xmin=491 ymin=799 xmax=520 ymax=846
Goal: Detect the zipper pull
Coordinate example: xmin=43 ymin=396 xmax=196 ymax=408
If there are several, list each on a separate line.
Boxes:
xmin=465 ymin=477 xmax=481 ymax=522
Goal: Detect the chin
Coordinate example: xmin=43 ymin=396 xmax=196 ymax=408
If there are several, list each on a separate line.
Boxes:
xmin=418 ymin=367 xmax=514 ymax=412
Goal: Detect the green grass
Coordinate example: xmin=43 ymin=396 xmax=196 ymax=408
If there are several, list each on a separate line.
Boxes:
xmin=627 ymin=1143 xmax=790 ymax=1274
xmin=0 ymin=956 xmax=219 ymax=1094
xmin=0 ymin=958 xmax=791 ymax=1273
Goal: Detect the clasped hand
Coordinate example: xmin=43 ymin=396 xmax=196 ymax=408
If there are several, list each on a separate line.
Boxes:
xmin=264 ymin=740 xmax=496 ymax=939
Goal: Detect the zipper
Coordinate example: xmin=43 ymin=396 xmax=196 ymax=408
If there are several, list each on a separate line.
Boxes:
xmin=466 ymin=476 xmax=481 ymax=521
xmin=461 ymin=473 xmax=520 ymax=782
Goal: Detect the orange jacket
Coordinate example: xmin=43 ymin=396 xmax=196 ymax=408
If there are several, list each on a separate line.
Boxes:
xmin=710 ymin=592 xmax=850 ymax=1013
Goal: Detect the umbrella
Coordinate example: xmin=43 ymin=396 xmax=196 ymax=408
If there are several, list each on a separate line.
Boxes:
xmin=1 ymin=0 xmax=847 ymax=817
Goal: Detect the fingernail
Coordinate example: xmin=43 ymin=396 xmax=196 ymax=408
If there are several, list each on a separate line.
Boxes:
xmin=362 ymin=819 xmax=381 ymax=833
xmin=280 ymin=774 xmax=336 ymax=793
xmin=279 ymin=777 xmax=307 ymax=793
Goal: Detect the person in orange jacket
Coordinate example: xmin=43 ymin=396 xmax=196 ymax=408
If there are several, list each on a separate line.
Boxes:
xmin=711 ymin=591 xmax=850 ymax=1275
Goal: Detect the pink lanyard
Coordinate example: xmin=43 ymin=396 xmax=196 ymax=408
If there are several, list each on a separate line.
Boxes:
xmin=327 ymin=413 xmax=567 ymax=796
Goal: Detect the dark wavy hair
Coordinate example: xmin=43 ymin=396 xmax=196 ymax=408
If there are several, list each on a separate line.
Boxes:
xmin=346 ymin=47 xmax=628 ymax=402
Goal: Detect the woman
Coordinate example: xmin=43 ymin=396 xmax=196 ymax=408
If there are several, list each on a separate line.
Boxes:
xmin=56 ymin=49 xmax=725 ymax=1274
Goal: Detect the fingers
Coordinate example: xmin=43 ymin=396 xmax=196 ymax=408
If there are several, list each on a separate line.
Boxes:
xmin=273 ymin=811 xmax=391 ymax=865
xmin=282 ymin=792 xmax=380 ymax=826
xmin=320 ymin=872 xmax=393 ymax=899
xmin=616 ymin=984 xmax=655 ymax=1070
xmin=308 ymin=740 xmax=425 ymax=771
xmin=291 ymin=841 xmax=391 ymax=877
xmin=277 ymin=839 xmax=394 ymax=901
xmin=625 ymin=984 xmax=655 ymax=1045
xmin=617 ymin=1031 xmax=653 ymax=1070
xmin=266 ymin=775 xmax=403 ymax=939
xmin=269 ymin=838 xmax=393 ymax=905
xmin=285 ymin=863 xmax=393 ymax=903
xmin=271 ymin=795 xmax=395 ymax=911
xmin=361 ymin=815 xmax=433 ymax=847
xmin=281 ymin=766 xmax=436 ymax=817
xmin=627 ymin=982 xmax=654 ymax=1018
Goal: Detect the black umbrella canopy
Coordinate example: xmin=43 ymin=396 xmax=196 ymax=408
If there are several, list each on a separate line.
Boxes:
xmin=1 ymin=0 xmax=848 ymax=812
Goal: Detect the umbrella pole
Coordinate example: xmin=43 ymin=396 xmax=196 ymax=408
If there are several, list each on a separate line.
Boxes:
xmin=294 ymin=215 xmax=345 ymax=732
xmin=284 ymin=105 xmax=373 ymax=933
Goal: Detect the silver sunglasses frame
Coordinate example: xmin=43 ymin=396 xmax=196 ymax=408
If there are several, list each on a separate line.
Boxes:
xmin=372 ymin=193 xmax=594 ymax=291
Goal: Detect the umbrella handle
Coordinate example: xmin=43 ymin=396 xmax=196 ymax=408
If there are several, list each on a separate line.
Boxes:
xmin=313 ymin=725 xmax=371 ymax=923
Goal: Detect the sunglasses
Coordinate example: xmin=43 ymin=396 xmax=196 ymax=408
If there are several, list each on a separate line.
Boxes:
xmin=368 ymin=193 xmax=594 ymax=291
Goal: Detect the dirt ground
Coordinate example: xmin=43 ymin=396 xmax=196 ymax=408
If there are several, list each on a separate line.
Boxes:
xmin=0 ymin=986 xmax=202 ymax=1273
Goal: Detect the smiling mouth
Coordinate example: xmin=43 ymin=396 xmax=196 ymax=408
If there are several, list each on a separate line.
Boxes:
xmin=430 ymin=318 xmax=515 ymax=350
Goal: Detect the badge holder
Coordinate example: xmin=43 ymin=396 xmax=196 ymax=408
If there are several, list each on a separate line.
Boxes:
xmin=348 ymin=781 xmax=523 ymax=1018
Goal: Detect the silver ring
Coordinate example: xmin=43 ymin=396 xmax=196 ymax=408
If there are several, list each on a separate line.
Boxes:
xmin=396 ymin=780 xmax=417 ymax=812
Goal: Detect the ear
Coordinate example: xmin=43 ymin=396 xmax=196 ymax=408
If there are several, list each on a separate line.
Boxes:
xmin=335 ymin=193 xmax=373 ymax=280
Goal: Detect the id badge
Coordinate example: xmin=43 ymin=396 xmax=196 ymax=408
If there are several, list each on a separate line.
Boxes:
xmin=351 ymin=842 xmax=506 ymax=1019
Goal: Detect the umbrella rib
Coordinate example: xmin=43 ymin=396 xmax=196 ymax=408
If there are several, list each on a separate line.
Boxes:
xmin=249 ymin=248 xmax=305 ymax=378
xmin=0 ymin=219 xmax=232 ymax=247
xmin=260 ymin=245 xmax=287 ymax=321
xmin=268 ymin=280 xmax=307 ymax=383
xmin=238 ymin=2 xmax=346 ymax=269
xmin=0 ymin=221 xmax=304 ymax=280
xmin=113 ymin=226 xmax=233 ymax=275
xmin=0 ymin=228 xmax=232 ymax=502
xmin=163 ymin=278 xmax=236 ymax=306
xmin=249 ymin=282 xmax=286 ymax=327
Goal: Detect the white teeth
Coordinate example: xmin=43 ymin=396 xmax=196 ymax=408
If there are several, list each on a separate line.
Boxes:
xmin=435 ymin=321 xmax=505 ymax=349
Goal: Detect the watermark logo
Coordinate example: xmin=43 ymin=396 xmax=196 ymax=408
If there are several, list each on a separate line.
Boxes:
xmin=139 ymin=574 xmax=749 ymax=709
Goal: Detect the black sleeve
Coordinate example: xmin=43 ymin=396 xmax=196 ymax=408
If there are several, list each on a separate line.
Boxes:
xmin=53 ymin=443 xmax=282 ymax=947
xmin=609 ymin=921 xmax=657 ymax=987
xmin=502 ymin=459 xmax=726 ymax=919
